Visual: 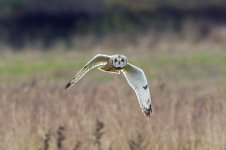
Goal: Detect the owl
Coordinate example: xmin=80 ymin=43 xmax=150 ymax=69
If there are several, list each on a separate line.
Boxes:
xmin=65 ymin=54 xmax=152 ymax=116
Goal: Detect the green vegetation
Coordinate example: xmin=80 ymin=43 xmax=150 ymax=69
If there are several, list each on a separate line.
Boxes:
xmin=0 ymin=51 xmax=225 ymax=84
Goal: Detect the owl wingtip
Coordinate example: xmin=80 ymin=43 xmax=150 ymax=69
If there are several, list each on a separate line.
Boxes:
xmin=144 ymin=111 xmax=151 ymax=117
xmin=143 ymin=104 xmax=152 ymax=117
xmin=65 ymin=82 xmax=72 ymax=89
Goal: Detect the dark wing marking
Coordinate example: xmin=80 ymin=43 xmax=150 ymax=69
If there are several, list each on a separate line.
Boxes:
xmin=143 ymin=84 xmax=148 ymax=90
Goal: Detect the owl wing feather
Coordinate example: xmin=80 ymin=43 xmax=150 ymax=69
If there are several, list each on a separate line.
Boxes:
xmin=122 ymin=63 xmax=152 ymax=116
xmin=65 ymin=54 xmax=110 ymax=89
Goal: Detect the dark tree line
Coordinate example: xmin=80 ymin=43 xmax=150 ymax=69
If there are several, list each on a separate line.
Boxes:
xmin=1 ymin=0 xmax=226 ymax=17
xmin=0 ymin=0 xmax=226 ymax=49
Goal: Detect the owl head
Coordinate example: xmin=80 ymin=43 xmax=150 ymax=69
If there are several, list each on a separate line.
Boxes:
xmin=111 ymin=54 xmax=128 ymax=69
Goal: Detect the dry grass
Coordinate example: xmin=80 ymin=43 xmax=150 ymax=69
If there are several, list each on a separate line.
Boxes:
xmin=0 ymin=29 xmax=226 ymax=149
xmin=0 ymin=77 xmax=225 ymax=150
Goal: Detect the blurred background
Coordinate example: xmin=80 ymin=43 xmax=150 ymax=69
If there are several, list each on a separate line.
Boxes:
xmin=0 ymin=0 xmax=226 ymax=150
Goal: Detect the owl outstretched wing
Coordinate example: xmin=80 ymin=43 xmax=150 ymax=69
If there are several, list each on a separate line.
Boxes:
xmin=122 ymin=63 xmax=152 ymax=116
xmin=65 ymin=54 xmax=110 ymax=89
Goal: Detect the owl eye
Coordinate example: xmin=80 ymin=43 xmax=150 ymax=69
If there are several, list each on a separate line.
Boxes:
xmin=114 ymin=59 xmax=118 ymax=62
xmin=121 ymin=59 xmax=124 ymax=62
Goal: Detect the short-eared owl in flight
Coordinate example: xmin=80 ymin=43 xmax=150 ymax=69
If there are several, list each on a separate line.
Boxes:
xmin=65 ymin=54 xmax=152 ymax=116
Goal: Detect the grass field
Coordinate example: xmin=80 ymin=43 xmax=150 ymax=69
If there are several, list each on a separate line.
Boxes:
xmin=0 ymin=36 xmax=226 ymax=150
